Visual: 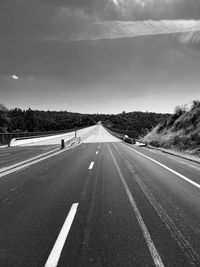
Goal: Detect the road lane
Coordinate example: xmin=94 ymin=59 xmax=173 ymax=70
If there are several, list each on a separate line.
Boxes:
xmin=0 ymin=143 xmax=98 ymax=266
xmin=112 ymin=142 xmax=200 ymax=266
xmin=0 ymin=125 xmax=200 ymax=266
xmin=124 ymin=143 xmax=200 ymax=185
xmin=58 ymin=142 xmax=156 ymax=267
xmin=108 ymin=145 xmax=164 ymax=267
xmin=60 ymin=140 xmax=200 ymax=266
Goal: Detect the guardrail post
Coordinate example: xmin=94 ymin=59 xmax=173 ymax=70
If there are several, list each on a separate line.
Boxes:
xmin=61 ymin=139 xmax=65 ymax=149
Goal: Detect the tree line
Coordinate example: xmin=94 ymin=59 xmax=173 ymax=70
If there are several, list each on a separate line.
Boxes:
xmin=103 ymin=111 xmax=170 ymax=138
xmin=0 ymin=103 xmax=169 ymax=138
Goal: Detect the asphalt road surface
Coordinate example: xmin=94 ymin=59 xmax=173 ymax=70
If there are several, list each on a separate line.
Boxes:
xmin=0 ymin=125 xmax=200 ymax=266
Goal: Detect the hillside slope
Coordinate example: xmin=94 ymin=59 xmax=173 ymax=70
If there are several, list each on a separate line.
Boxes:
xmin=103 ymin=111 xmax=169 ymax=139
xmin=142 ymin=101 xmax=200 ymax=155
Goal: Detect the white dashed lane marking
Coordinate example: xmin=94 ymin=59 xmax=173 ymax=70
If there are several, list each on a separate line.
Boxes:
xmin=45 ymin=203 xmax=79 ymax=267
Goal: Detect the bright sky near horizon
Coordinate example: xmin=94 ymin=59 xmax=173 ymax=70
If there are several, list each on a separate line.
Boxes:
xmin=0 ymin=0 xmax=200 ymax=114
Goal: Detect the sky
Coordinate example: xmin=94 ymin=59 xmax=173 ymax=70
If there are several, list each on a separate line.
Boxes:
xmin=0 ymin=0 xmax=200 ymax=114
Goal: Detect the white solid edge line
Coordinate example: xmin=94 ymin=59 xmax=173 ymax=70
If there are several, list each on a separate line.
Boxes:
xmin=0 ymin=150 xmax=62 ymax=178
xmin=0 ymin=148 xmax=59 ymax=174
xmin=121 ymin=143 xmax=200 ymax=190
xmin=88 ymin=162 xmax=94 ymax=169
xmin=108 ymin=146 xmax=164 ymax=267
xmin=45 ymin=203 xmax=79 ymax=267
xmin=0 ymin=153 xmax=10 ymax=157
xmin=0 ymin=143 xmax=80 ymax=178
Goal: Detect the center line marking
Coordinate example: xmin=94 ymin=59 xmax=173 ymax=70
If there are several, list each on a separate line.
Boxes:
xmin=88 ymin=162 xmax=94 ymax=169
xmin=45 ymin=203 xmax=79 ymax=267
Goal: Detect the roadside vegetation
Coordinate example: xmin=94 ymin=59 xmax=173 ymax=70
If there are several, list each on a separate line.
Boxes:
xmin=103 ymin=111 xmax=169 ymax=139
xmin=142 ymin=100 xmax=200 ymax=155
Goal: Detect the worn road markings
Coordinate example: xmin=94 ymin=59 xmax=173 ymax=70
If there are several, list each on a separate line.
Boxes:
xmin=45 ymin=203 xmax=79 ymax=267
xmin=108 ymin=146 xmax=164 ymax=267
xmin=114 ymin=143 xmax=200 ymax=265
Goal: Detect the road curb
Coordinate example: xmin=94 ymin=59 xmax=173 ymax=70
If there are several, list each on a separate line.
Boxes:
xmin=147 ymin=145 xmax=200 ymax=165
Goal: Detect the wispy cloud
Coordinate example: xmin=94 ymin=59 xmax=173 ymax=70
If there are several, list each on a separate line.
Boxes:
xmin=43 ymin=20 xmax=200 ymax=44
xmin=111 ymin=0 xmax=146 ymax=8
xmin=107 ymin=0 xmax=182 ymax=19
xmin=176 ymin=30 xmax=200 ymax=44
xmin=111 ymin=0 xmax=119 ymax=6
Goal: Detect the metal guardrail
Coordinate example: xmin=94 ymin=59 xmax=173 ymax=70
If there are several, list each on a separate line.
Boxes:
xmin=60 ymin=126 xmax=96 ymax=148
xmin=61 ymin=137 xmax=81 ymax=149
xmin=105 ymin=127 xmax=136 ymax=144
xmin=104 ymin=127 xmax=125 ymax=140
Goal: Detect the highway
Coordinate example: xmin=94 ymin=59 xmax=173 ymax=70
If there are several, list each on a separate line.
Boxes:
xmin=0 ymin=125 xmax=200 ymax=266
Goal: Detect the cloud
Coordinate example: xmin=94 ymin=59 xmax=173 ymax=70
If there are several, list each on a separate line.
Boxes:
xmin=111 ymin=0 xmax=119 ymax=7
xmin=1 ymin=0 xmax=200 ymax=46
xmin=42 ymin=19 xmax=200 ymax=45
xmin=11 ymin=74 xmax=19 ymax=80
xmin=106 ymin=0 xmax=200 ymax=20
xmin=176 ymin=30 xmax=200 ymax=44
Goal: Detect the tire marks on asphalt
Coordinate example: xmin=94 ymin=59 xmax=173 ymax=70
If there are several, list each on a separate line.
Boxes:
xmin=108 ymin=145 xmax=164 ymax=267
xmin=113 ymin=143 xmax=200 ymax=266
